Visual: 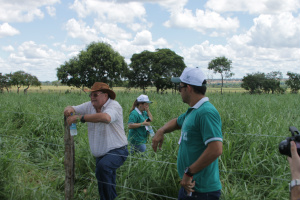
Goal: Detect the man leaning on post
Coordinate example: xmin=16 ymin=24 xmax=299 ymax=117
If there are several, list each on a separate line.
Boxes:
xmin=152 ymin=67 xmax=223 ymax=200
xmin=64 ymin=82 xmax=128 ymax=200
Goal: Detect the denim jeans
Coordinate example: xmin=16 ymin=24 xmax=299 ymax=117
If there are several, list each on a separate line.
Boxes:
xmin=130 ymin=143 xmax=146 ymax=154
xmin=178 ymin=187 xmax=221 ymax=200
xmin=95 ymin=146 xmax=128 ymax=200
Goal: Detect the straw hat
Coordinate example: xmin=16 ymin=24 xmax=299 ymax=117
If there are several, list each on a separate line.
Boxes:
xmin=85 ymin=82 xmax=116 ymax=100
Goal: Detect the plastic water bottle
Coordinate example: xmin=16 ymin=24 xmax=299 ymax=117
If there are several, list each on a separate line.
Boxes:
xmin=70 ymin=113 xmax=77 ymax=136
xmin=147 ymin=126 xmax=155 ymax=137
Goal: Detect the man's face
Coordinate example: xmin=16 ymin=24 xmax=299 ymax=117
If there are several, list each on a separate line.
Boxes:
xmin=89 ymin=91 xmax=107 ymax=109
xmin=179 ymin=83 xmax=188 ymax=103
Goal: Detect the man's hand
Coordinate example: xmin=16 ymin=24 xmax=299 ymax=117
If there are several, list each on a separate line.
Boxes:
xmin=180 ymin=174 xmax=195 ymax=194
xmin=66 ymin=115 xmax=78 ymax=126
xmin=152 ymin=128 xmax=164 ymax=152
xmin=64 ymin=106 xmax=75 ymax=117
xmin=288 ymin=141 xmax=300 ymax=180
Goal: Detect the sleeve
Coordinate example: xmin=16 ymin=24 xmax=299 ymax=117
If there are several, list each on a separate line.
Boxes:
xmin=103 ymin=102 xmax=122 ymax=123
xmin=128 ymin=111 xmax=138 ymax=124
xmin=72 ymin=102 xmax=90 ymax=115
xmin=176 ymin=112 xmax=186 ymax=128
xmin=198 ymin=111 xmax=223 ymax=146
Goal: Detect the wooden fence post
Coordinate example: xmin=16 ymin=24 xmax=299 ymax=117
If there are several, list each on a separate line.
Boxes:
xmin=64 ymin=116 xmax=74 ymax=199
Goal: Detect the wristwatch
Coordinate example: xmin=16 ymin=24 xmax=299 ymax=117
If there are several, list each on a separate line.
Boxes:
xmin=184 ymin=167 xmax=194 ymax=177
xmin=289 ymin=179 xmax=300 ymax=192
xmin=80 ymin=115 xmax=86 ymax=123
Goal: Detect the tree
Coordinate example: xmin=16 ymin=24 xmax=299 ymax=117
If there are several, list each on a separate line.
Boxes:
xmin=152 ymin=49 xmax=186 ymax=93
xmin=0 ymin=73 xmax=11 ymax=93
xmin=208 ymin=56 xmax=234 ymax=94
xmin=127 ymin=50 xmax=153 ymax=93
xmin=286 ymin=72 xmax=300 ymax=93
xmin=241 ymin=72 xmax=265 ymax=94
xmin=57 ymin=42 xmax=128 ymax=89
xmin=23 ymin=73 xmax=41 ymax=94
xmin=263 ymin=71 xmax=283 ymax=94
xmin=9 ymin=71 xmax=41 ymax=94
xmin=128 ymin=48 xmax=186 ymax=93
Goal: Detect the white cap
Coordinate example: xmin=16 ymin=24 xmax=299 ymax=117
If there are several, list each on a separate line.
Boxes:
xmin=137 ymin=94 xmax=152 ymax=103
xmin=171 ymin=67 xmax=206 ymax=86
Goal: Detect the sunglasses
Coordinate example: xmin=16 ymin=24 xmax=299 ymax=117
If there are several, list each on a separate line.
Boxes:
xmin=178 ymin=85 xmax=187 ymax=92
xmin=89 ymin=92 xmax=103 ymax=98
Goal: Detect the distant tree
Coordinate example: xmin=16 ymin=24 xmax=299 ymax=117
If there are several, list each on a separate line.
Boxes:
xmin=241 ymin=71 xmax=284 ymax=94
xmin=10 ymin=71 xmax=25 ymax=94
xmin=241 ymin=72 xmax=265 ymax=94
xmin=57 ymin=42 xmax=128 ymax=89
xmin=262 ymin=71 xmax=283 ymax=94
xmin=23 ymin=73 xmax=41 ymax=94
xmin=127 ymin=50 xmax=153 ymax=93
xmin=208 ymin=56 xmax=234 ymax=94
xmin=0 ymin=73 xmax=11 ymax=93
xmin=286 ymin=72 xmax=300 ymax=93
xmin=52 ymin=80 xmax=61 ymax=87
xmin=9 ymin=71 xmax=41 ymax=94
xmin=152 ymin=49 xmax=186 ymax=93
xmin=128 ymin=48 xmax=186 ymax=93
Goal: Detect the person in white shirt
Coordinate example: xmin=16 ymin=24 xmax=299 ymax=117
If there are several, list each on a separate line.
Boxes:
xmin=64 ymin=82 xmax=128 ymax=200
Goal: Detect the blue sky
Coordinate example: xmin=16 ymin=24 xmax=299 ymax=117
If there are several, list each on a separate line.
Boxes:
xmin=0 ymin=0 xmax=299 ymax=82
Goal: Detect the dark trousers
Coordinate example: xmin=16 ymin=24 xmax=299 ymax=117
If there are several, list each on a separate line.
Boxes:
xmin=178 ymin=187 xmax=221 ymax=200
xmin=95 ymin=146 xmax=128 ymax=200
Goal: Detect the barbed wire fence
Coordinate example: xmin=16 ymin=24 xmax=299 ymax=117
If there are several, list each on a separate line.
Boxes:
xmin=0 ymin=110 xmax=290 ymax=199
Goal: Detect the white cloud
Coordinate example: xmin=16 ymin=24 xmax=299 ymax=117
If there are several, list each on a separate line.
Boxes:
xmin=205 ymin=0 xmax=300 ymax=14
xmin=46 ymin=6 xmax=56 ymax=17
xmin=94 ymin=22 xmax=132 ymax=40
xmin=164 ymin=9 xmax=239 ymax=34
xmin=65 ymin=18 xmax=99 ymax=43
xmin=0 ymin=23 xmax=20 ymax=38
xmin=70 ymin=0 xmax=147 ymax=24
xmin=2 ymin=45 xmax=15 ymax=51
xmin=0 ymin=41 xmax=67 ymax=81
xmin=0 ymin=0 xmax=60 ymax=23
xmin=247 ymin=12 xmax=300 ymax=48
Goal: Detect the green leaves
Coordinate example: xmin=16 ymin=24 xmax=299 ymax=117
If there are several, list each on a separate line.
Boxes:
xmin=57 ymin=42 xmax=128 ymax=88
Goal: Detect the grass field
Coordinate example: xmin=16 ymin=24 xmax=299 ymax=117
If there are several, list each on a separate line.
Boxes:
xmin=0 ymin=89 xmax=299 ymax=199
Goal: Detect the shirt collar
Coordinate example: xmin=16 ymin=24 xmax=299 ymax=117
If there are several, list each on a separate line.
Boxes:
xmin=102 ymin=98 xmax=111 ymax=110
xmin=135 ymin=107 xmax=142 ymax=115
xmin=192 ymin=97 xmax=209 ymax=109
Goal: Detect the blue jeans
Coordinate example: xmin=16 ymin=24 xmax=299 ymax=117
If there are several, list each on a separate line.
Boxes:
xmin=178 ymin=187 xmax=221 ymax=200
xmin=95 ymin=146 xmax=128 ymax=200
xmin=130 ymin=143 xmax=146 ymax=154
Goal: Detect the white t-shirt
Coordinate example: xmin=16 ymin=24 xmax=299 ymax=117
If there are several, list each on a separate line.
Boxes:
xmin=73 ymin=98 xmax=128 ymax=157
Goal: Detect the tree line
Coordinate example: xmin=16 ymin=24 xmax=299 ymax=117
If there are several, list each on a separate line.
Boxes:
xmin=1 ymin=41 xmax=300 ymax=94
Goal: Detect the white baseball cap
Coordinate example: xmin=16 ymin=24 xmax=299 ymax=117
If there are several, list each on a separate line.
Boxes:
xmin=137 ymin=94 xmax=152 ymax=103
xmin=171 ymin=67 xmax=206 ymax=86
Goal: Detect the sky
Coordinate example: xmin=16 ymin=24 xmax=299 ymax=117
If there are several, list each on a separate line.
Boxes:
xmin=0 ymin=0 xmax=299 ymax=82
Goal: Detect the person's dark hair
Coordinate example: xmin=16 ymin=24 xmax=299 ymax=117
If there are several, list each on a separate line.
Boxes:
xmin=129 ymin=100 xmax=145 ymax=112
xmin=184 ymin=80 xmax=207 ymax=95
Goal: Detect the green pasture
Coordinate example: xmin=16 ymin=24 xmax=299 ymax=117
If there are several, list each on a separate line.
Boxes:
xmin=0 ymin=90 xmax=300 ymax=199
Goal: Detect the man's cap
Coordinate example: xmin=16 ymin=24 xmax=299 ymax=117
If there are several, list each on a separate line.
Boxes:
xmin=136 ymin=94 xmax=152 ymax=103
xmin=85 ymin=82 xmax=116 ymax=99
xmin=171 ymin=67 xmax=206 ymax=86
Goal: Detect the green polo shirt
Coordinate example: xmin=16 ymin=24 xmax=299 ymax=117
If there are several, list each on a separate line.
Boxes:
xmin=177 ymin=98 xmax=223 ymax=193
xmin=127 ymin=108 xmax=149 ymax=145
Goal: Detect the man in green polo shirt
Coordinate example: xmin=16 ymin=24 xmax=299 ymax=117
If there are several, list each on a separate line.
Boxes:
xmin=152 ymin=67 xmax=223 ymax=200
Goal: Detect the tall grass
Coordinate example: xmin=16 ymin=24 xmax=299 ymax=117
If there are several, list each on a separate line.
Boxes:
xmin=0 ymin=91 xmax=300 ymax=199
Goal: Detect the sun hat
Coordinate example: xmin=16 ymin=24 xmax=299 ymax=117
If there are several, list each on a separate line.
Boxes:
xmin=85 ymin=82 xmax=116 ymax=100
xmin=136 ymin=94 xmax=152 ymax=103
xmin=171 ymin=67 xmax=206 ymax=86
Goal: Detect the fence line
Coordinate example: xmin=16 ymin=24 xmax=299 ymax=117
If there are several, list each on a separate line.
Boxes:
xmin=0 ymin=155 xmax=289 ymax=200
